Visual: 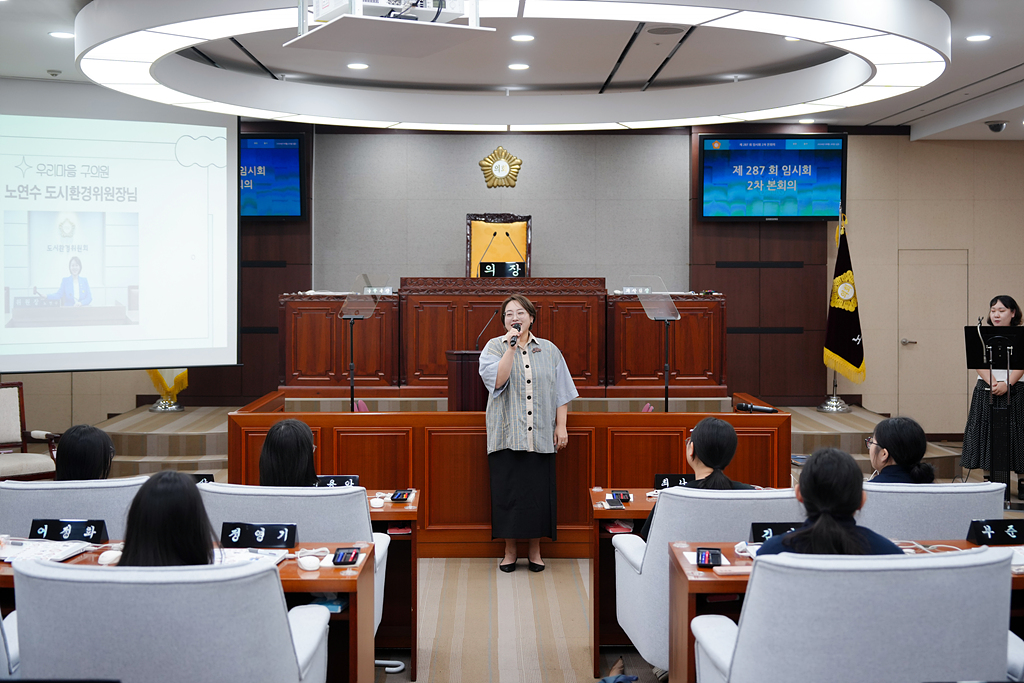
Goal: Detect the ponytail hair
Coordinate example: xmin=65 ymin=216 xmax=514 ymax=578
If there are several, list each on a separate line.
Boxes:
xmin=783 ymin=448 xmax=867 ymax=555
xmin=689 ymin=417 xmax=738 ymax=490
xmin=873 ymin=416 xmax=934 ymax=483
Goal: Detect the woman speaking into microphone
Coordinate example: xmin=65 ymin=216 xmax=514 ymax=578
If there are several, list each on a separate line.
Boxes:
xmin=479 ymin=294 xmax=578 ymax=572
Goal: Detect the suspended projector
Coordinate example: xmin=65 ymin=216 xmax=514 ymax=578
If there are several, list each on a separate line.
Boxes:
xmin=313 ymin=0 xmax=466 ymax=24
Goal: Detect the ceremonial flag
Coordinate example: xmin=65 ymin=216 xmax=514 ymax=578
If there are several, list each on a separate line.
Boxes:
xmin=823 ymin=213 xmax=865 ymax=383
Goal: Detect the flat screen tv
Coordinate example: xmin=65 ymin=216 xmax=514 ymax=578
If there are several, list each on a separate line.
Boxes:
xmin=239 ymin=134 xmax=304 ymax=219
xmin=699 ymin=133 xmax=846 ymax=221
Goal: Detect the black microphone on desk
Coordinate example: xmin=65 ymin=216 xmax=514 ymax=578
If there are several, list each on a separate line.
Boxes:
xmin=510 ymin=322 xmax=521 ymax=347
xmin=475 ymin=308 xmax=501 ymax=350
xmin=737 ymin=402 xmax=778 ymax=414
xmin=478 ymin=231 xmax=498 ymax=277
xmin=504 ymin=231 xmax=526 ymax=263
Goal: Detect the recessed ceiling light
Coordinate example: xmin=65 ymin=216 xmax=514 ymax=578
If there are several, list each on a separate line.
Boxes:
xmin=347 ymin=63 xmax=368 ymax=69
xmin=509 ymin=63 xmax=529 ymax=70
xmin=966 ymin=34 xmax=991 ymax=42
xmin=511 ymin=34 xmax=534 ymax=42
xmin=49 ymin=31 xmax=75 ymax=39
xmin=784 ymin=36 xmax=800 ymax=42
xmin=798 ymin=119 xmax=815 ymax=124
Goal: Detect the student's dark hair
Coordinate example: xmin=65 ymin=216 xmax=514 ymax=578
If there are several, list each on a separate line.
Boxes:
xmin=54 ymin=425 xmax=114 ymax=481
xmin=259 ymin=418 xmax=317 ymax=487
xmin=988 ymin=295 xmax=1022 ymax=326
xmin=501 ymin=294 xmax=537 ymax=330
xmin=119 ymin=471 xmax=216 ymax=567
xmin=689 ymin=417 xmax=739 ymax=490
xmin=873 ymin=416 xmax=934 ymax=483
xmin=783 ymin=448 xmax=867 ymax=555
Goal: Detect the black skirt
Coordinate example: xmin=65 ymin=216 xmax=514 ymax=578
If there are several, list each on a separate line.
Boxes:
xmin=961 ymin=379 xmax=1024 ymax=473
xmin=488 ymin=448 xmax=557 ymax=540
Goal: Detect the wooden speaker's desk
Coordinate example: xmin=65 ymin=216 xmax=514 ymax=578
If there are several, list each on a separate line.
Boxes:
xmin=668 ymin=540 xmax=1024 ymax=683
xmin=0 ymin=541 xmax=377 ymax=683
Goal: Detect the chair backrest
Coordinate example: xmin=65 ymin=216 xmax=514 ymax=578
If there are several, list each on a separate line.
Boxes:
xmin=0 ymin=475 xmax=148 ymax=539
xmin=643 ymin=487 xmax=802 ymax=574
xmin=728 ymin=547 xmax=1011 ymax=683
xmin=858 ymin=481 xmax=1006 ymax=541
xmin=0 ymin=383 xmax=25 ymax=450
xmin=13 ymin=559 xmax=304 ymax=683
xmin=198 ymin=482 xmax=374 ymax=543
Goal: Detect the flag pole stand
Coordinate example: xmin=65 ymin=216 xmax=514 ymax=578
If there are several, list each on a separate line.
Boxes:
xmin=817 ymin=370 xmax=851 ymax=413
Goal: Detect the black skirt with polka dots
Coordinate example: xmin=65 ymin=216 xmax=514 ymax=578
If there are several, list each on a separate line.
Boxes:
xmin=961 ymin=379 xmax=1024 ymax=473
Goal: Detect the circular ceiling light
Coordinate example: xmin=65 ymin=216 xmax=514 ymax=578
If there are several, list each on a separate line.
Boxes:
xmin=965 ymin=34 xmax=991 ymax=42
xmin=648 ymin=26 xmax=685 ymax=35
xmin=798 ymin=119 xmax=815 ymax=124
xmin=49 ymin=31 xmax=75 ymax=39
xmin=511 ymin=34 xmax=535 ymax=41
xmin=347 ymin=63 xmax=369 ymax=69
xmin=508 ymin=63 xmax=530 ymax=70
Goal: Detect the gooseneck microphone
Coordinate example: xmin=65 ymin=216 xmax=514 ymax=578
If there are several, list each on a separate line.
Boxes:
xmin=504 ymin=231 xmax=526 ymax=263
xmin=510 ymin=322 xmax=522 ymax=347
xmin=475 ymin=308 xmax=501 ymax=350
xmin=736 ymin=402 xmax=778 ymax=414
xmin=477 ymin=231 xmax=498 ymax=276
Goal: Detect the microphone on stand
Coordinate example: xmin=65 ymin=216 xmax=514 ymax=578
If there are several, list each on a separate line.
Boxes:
xmin=736 ymin=402 xmax=778 ymax=414
xmin=477 ymin=231 xmax=498 ymax=277
xmin=504 ymin=231 xmax=526 ymax=263
xmin=475 ymin=308 xmax=501 ymax=350
xmin=510 ymin=322 xmax=522 ymax=347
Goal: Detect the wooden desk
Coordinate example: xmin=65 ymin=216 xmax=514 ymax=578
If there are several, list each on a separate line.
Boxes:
xmin=588 ymin=487 xmax=656 ymax=677
xmin=668 ymin=540 xmax=1024 ymax=683
xmin=367 ymin=489 xmax=419 ymax=681
xmin=0 ymin=541 xmax=376 ymax=683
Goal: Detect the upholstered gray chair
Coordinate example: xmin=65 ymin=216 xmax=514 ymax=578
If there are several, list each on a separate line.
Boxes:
xmin=612 ymin=486 xmax=801 ymax=672
xmin=0 ymin=611 xmax=18 ymax=679
xmin=0 ymin=475 xmax=148 ymax=539
xmin=692 ymin=547 xmax=1024 ymax=683
xmin=197 ymin=482 xmax=390 ymax=631
xmin=13 ymin=559 xmax=329 ymax=683
xmin=859 ymin=481 xmax=1005 ymax=541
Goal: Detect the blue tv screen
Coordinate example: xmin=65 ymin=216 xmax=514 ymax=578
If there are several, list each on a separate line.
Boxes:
xmin=699 ymin=134 xmax=846 ymax=221
xmin=239 ymin=136 xmax=303 ymax=218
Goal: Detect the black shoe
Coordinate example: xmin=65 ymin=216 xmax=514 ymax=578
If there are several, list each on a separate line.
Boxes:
xmin=499 ymin=560 xmax=517 ymax=573
xmin=528 ymin=561 xmax=545 ymax=572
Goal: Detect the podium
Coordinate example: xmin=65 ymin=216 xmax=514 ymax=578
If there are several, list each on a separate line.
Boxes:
xmin=446 ymin=350 xmax=488 ymax=411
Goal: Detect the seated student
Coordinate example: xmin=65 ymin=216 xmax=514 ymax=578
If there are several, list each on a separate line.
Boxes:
xmin=867 ymin=416 xmax=935 ymax=483
xmin=758 ymin=448 xmax=902 ymax=556
xmin=118 ymin=471 xmax=217 ymax=566
xmin=638 ymin=417 xmax=752 ymax=540
xmin=54 ymin=424 xmax=115 ymax=481
xmin=259 ymin=418 xmax=317 ymax=487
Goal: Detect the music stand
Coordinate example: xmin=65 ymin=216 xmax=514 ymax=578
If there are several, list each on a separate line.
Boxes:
xmin=964 ymin=324 xmax=1024 ymax=508
xmin=342 ymin=274 xmax=389 ymax=413
xmin=630 ymin=275 xmax=680 ymax=413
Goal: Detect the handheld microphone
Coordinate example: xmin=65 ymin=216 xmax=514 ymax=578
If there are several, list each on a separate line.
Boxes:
xmin=475 ymin=308 xmax=501 ymax=350
xmin=736 ymin=402 xmax=778 ymax=414
xmin=477 ymin=231 xmax=498 ymax=277
xmin=510 ymin=322 xmax=521 ymax=347
xmin=504 ymin=231 xmax=526 ymax=263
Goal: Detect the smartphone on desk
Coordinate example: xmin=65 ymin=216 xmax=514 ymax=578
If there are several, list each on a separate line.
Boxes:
xmin=333 ymin=547 xmax=360 ymax=566
xmin=605 ymin=497 xmax=625 ymax=510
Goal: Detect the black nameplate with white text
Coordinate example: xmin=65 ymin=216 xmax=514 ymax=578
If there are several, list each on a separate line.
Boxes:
xmin=967 ymin=519 xmax=1023 ymax=545
xmin=316 ymin=474 xmax=359 ymax=488
xmin=30 ymin=519 xmax=108 ymax=543
xmin=654 ymin=473 xmax=695 ymax=489
xmin=480 ymin=261 xmax=525 ymax=278
xmin=191 ymin=473 xmax=216 ymax=484
xmin=749 ymin=522 xmax=801 ymax=544
xmin=221 ymin=522 xmax=297 ymax=549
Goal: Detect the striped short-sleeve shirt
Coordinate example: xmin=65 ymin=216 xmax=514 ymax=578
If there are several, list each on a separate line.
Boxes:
xmin=479 ymin=334 xmax=578 ymax=454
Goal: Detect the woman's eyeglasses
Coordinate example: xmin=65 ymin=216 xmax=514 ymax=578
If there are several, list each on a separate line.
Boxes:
xmin=864 ymin=438 xmax=878 ymax=449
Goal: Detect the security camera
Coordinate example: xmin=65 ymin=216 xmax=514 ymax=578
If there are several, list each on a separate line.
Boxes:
xmin=46 ymin=70 xmax=61 ymax=78
xmin=986 ymin=120 xmax=1007 ymax=133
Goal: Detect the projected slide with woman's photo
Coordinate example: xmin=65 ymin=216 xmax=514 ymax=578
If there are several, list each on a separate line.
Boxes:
xmin=0 ymin=114 xmax=237 ymax=372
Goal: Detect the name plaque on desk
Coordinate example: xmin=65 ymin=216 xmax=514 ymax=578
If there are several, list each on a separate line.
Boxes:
xmin=221 ymin=522 xmax=297 ymax=548
xmin=316 ymin=474 xmax=359 ymax=487
xmin=480 ymin=262 xmax=525 ymax=278
xmin=967 ymin=519 xmax=1023 ymax=545
xmin=30 ymin=518 xmax=108 ymax=543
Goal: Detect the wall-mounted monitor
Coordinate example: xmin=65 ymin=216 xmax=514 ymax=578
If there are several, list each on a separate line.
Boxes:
xmin=239 ymin=134 xmax=304 ymax=219
xmin=699 ymin=134 xmax=847 ymax=222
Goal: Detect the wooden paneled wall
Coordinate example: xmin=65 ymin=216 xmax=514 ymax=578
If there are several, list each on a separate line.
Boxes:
xmin=688 ymin=125 xmax=827 ymax=406
xmin=229 ymin=392 xmax=791 ymax=557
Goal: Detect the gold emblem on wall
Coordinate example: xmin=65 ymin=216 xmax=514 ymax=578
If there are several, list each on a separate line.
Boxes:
xmin=479 ymin=147 xmax=522 ymax=188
